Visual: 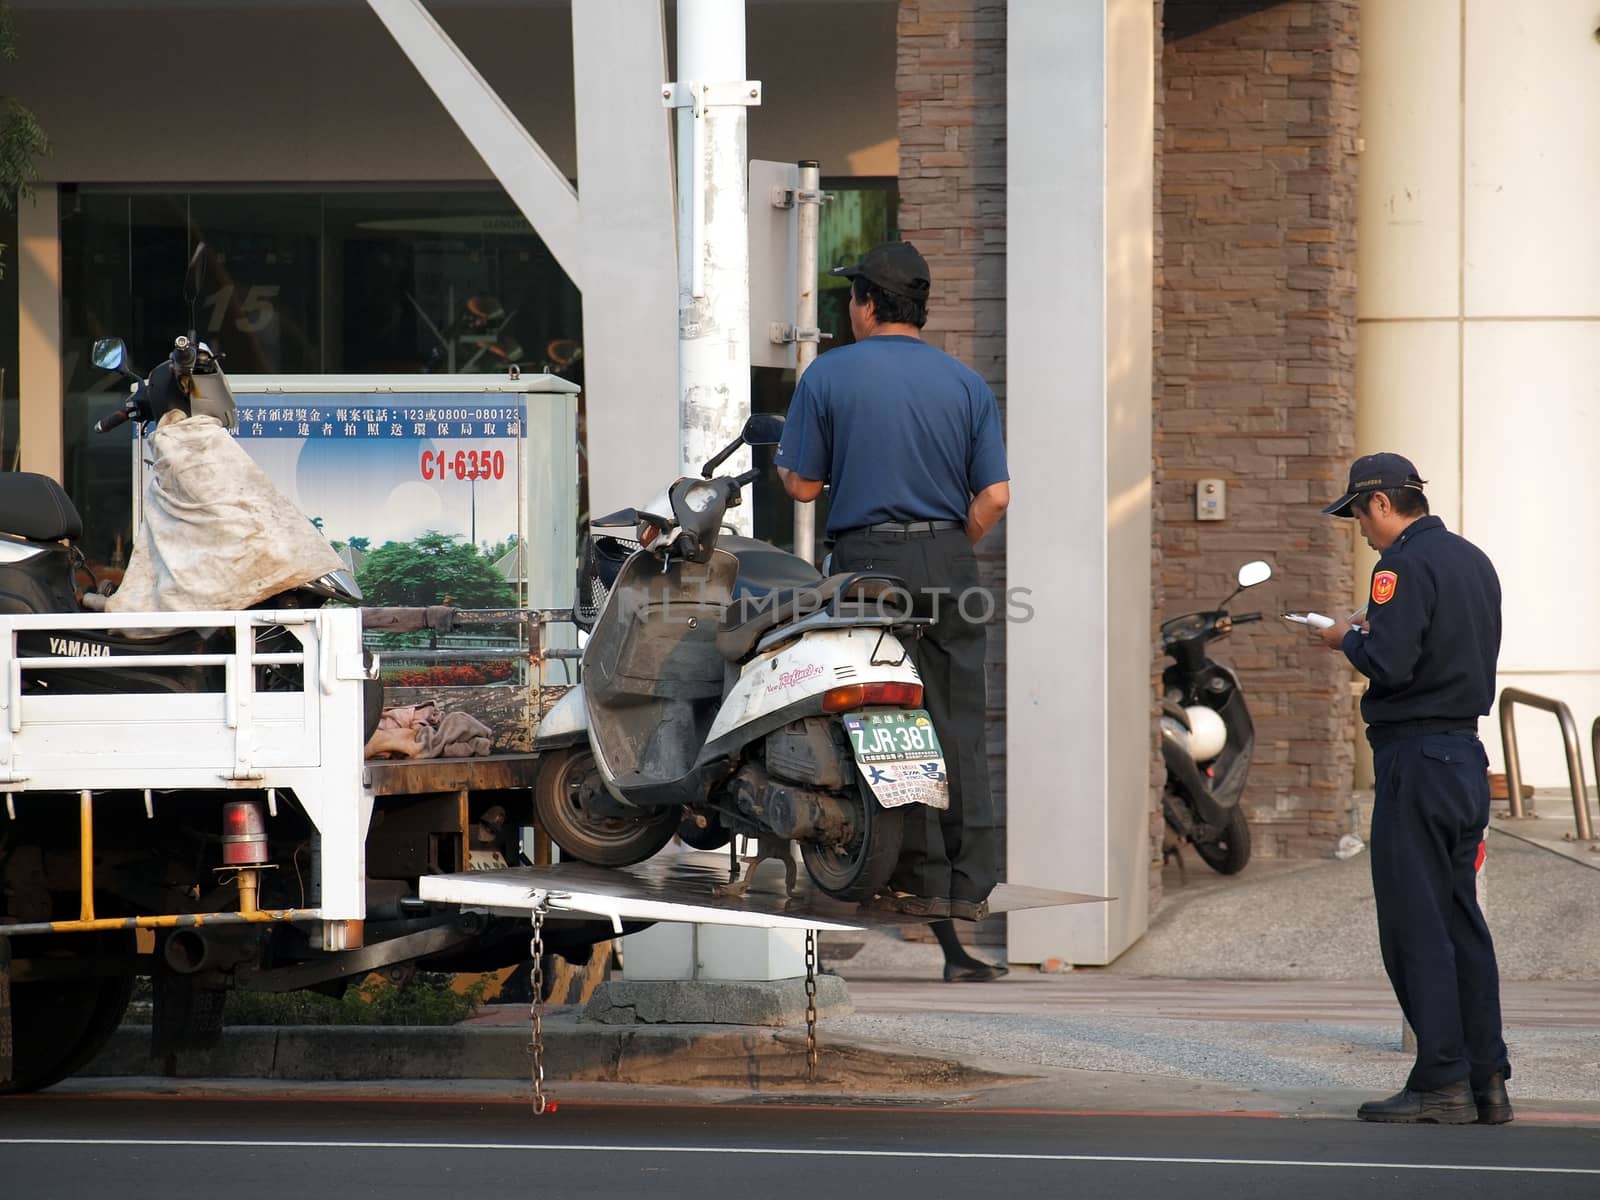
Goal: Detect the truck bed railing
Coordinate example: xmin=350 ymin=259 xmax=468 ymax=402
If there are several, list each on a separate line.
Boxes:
xmin=0 ymin=607 xmax=373 ymax=936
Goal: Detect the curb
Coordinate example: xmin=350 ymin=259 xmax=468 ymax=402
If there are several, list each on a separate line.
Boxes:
xmin=87 ymin=1017 xmax=1027 ymax=1094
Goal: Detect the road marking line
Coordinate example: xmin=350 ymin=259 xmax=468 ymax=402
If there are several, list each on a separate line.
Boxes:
xmin=0 ymin=1139 xmax=1596 ymax=1175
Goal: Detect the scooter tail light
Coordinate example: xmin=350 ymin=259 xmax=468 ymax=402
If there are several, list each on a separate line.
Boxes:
xmin=221 ymin=799 xmax=269 ymax=866
xmin=822 ymin=682 xmax=924 ymax=713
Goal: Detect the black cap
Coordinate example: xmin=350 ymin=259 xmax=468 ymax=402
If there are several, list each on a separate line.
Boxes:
xmin=829 ymin=241 xmax=931 ymax=301
xmin=1322 ymin=452 xmax=1428 ymax=517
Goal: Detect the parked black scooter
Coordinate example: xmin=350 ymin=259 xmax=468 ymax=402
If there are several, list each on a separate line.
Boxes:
xmin=1158 ymin=560 xmax=1271 ymax=875
xmin=0 ymin=245 xmax=368 ymax=712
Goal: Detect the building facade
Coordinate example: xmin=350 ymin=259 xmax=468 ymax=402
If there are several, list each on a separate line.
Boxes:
xmin=5 ymin=0 xmax=1597 ymax=963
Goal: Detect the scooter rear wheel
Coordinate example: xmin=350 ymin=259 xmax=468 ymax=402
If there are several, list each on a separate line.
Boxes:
xmin=800 ymin=790 xmax=904 ymax=902
xmin=534 ymin=747 xmax=679 ymax=867
xmin=1193 ymin=805 xmax=1252 ymax=875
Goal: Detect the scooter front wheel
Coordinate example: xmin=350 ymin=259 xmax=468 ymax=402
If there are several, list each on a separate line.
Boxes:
xmin=534 ymin=748 xmax=679 ymax=867
xmin=800 ymin=792 xmax=904 ymax=902
xmin=1193 ymin=805 xmax=1252 ymax=875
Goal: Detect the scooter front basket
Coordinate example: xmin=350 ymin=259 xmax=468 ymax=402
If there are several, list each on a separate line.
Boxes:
xmin=575 ymin=532 xmax=640 ymax=631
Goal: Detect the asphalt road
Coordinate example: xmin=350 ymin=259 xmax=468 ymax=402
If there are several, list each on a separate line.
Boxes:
xmin=2 ymin=1097 xmax=1597 ymax=1199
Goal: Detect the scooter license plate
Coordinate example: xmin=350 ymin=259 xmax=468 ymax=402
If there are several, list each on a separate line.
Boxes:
xmin=842 ymin=710 xmax=950 ymax=811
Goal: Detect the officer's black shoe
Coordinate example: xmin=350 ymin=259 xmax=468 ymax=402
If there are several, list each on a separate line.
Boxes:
xmin=943 ymin=960 xmax=1009 ymax=983
xmin=1356 ymin=1079 xmax=1478 ymax=1124
xmin=1473 ymin=1073 xmax=1515 ymax=1125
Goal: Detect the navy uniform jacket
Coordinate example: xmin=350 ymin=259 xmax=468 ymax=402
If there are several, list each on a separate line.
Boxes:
xmin=1341 ymin=515 xmax=1501 ymax=742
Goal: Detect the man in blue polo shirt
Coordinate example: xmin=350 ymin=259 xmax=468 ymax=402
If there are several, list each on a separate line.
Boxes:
xmin=775 ymin=240 xmax=1010 ymax=960
xmin=1318 ymin=452 xmax=1512 ymax=1125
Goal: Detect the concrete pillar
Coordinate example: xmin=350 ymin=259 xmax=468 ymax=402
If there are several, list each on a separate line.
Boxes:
xmin=1005 ymin=0 xmax=1154 ymax=965
xmin=17 ymin=187 xmax=62 ymax=481
xmin=1357 ymin=0 xmax=1600 ymax=787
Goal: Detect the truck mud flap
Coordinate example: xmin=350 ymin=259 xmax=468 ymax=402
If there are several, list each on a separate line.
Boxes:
xmin=419 ymin=850 xmax=1108 ymax=932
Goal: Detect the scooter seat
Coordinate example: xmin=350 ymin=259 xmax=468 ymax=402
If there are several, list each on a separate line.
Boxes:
xmin=717 ymin=534 xmax=824 ymax=598
xmin=716 ymin=571 xmax=908 ymax=662
xmin=0 ymin=473 xmax=83 ymax=543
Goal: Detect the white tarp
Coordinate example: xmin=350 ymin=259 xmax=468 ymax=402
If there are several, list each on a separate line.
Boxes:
xmin=108 ymin=413 xmax=345 ymax=613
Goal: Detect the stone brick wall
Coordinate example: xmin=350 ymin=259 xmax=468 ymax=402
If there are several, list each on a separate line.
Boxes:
xmin=1150 ymin=0 xmax=1168 ymax=912
xmin=1158 ymin=0 xmax=1361 ymax=857
xmin=895 ymin=0 xmax=1010 ymax=845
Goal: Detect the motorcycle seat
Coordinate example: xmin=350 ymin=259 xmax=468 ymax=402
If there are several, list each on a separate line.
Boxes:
xmin=716 ymin=534 xmax=825 ymax=599
xmin=716 ymin=571 xmax=909 ymax=662
xmin=0 ymin=473 xmax=83 ymax=543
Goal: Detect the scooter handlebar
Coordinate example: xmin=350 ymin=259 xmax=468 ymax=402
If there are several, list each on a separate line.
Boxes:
xmin=1231 ymin=612 xmax=1263 ymax=624
xmin=94 ymin=405 xmax=133 ymax=434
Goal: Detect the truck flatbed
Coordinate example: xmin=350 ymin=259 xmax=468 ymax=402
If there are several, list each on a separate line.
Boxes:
xmin=365 ymin=752 xmax=542 ymax=796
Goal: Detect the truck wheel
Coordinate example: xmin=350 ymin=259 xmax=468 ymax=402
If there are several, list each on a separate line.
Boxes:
xmin=534 ymin=748 xmax=678 ymax=867
xmin=2 ymin=970 xmax=135 ymax=1095
xmin=800 ymin=788 xmax=904 ymax=902
xmin=1194 ymin=806 xmax=1252 ymax=875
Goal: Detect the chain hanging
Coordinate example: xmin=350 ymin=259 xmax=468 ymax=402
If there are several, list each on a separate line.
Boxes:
xmin=804 ymin=927 xmax=819 ymax=1082
xmin=528 ymin=904 xmax=554 ymax=1114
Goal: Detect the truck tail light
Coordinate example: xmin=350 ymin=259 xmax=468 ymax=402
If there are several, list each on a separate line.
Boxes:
xmin=821 ymin=681 xmax=924 ymax=713
xmin=221 ymin=799 xmax=269 ymax=866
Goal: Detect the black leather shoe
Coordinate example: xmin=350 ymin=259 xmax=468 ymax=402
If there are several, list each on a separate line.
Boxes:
xmin=1473 ymin=1073 xmax=1514 ymax=1125
xmin=865 ymin=892 xmax=950 ymax=919
xmin=1357 ymin=1079 xmax=1478 ymax=1124
xmin=948 ymin=898 xmax=990 ymax=922
xmin=943 ymin=961 xmax=1009 ymax=983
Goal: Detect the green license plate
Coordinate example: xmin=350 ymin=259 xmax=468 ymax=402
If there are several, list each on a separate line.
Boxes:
xmin=842 ymin=710 xmax=948 ymax=809
xmin=843 ymin=709 xmax=943 ymax=762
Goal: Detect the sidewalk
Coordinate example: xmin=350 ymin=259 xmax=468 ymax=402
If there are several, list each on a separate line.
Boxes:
xmin=79 ymin=806 xmax=1600 ymax=1117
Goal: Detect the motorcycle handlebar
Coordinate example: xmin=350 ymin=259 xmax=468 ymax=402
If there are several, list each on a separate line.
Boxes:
xmin=1231 ymin=612 xmax=1263 ymax=625
xmin=732 ymin=467 xmax=763 ymax=489
xmin=94 ymin=405 xmax=133 ymax=434
xmin=171 ymin=337 xmax=197 ymax=374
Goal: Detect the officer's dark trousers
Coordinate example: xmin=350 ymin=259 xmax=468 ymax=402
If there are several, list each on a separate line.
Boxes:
xmin=831 ymin=527 xmax=997 ymax=903
xmin=1369 ymin=730 xmax=1510 ymax=1092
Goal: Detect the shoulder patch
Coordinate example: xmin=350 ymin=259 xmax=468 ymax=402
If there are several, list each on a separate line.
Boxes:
xmin=1372 ymin=570 xmax=1399 ymax=605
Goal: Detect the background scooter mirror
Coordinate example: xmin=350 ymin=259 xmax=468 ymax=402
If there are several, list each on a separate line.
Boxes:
xmin=1236 ymin=560 xmax=1272 ymax=589
xmin=92 ymin=338 xmax=128 ymax=372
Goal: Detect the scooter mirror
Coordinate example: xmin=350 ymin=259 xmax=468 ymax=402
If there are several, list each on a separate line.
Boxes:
xmin=741 ymin=413 xmax=785 ymax=446
xmin=1237 ymin=560 xmax=1272 ymax=589
xmin=91 ymin=338 xmax=128 ymax=373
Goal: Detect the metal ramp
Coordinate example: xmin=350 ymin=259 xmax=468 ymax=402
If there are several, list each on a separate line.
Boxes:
xmin=419 ymin=849 xmax=1109 ymax=932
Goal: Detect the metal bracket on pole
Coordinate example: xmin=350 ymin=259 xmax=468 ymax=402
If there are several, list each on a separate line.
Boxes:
xmin=769 ymin=187 xmax=830 ymax=209
xmin=660 ymin=80 xmax=764 ymax=111
xmin=768 ymin=324 xmax=825 ymax=346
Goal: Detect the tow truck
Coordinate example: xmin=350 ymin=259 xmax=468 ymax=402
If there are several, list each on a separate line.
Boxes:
xmin=0 ymin=601 xmax=1093 ymax=1096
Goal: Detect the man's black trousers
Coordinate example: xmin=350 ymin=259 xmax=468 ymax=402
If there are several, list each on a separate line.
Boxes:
xmin=831 ymin=526 xmax=996 ymax=903
xmin=1369 ymin=730 xmax=1509 ymax=1091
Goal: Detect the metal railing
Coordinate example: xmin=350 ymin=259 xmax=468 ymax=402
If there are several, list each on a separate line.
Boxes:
xmin=1497 ymin=687 xmax=1593 ymax=841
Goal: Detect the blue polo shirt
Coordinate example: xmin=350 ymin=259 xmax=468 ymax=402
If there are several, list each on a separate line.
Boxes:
xmin=774 ymin=334 xmax=1009 ymax=536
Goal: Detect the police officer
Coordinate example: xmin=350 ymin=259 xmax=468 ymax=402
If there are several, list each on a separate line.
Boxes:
xmin=775 ymin=241 xmax=1010 ymax=938
xmin=1318 ymin=453 xmax=1512 ymax=1124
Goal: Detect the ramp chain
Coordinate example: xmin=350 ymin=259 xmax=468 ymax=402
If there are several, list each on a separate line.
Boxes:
xmin=805 ymin=927 xmax=818 ymax=1082
xmin=528 ymin=903 xmax=554 ymax=1114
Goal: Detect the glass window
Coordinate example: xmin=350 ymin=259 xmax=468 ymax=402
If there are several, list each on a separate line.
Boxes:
xmin=58 ymin=187 xmax=580 ymax=568
xmin=751 ymin=178 xmax=897 ymax=552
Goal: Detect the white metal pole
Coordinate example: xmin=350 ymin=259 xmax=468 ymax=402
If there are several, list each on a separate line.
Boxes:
xmin=675 ymin=0 xmax=755 ymax=532
xmin=791 ymin=160 xmax=821 ymax=565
